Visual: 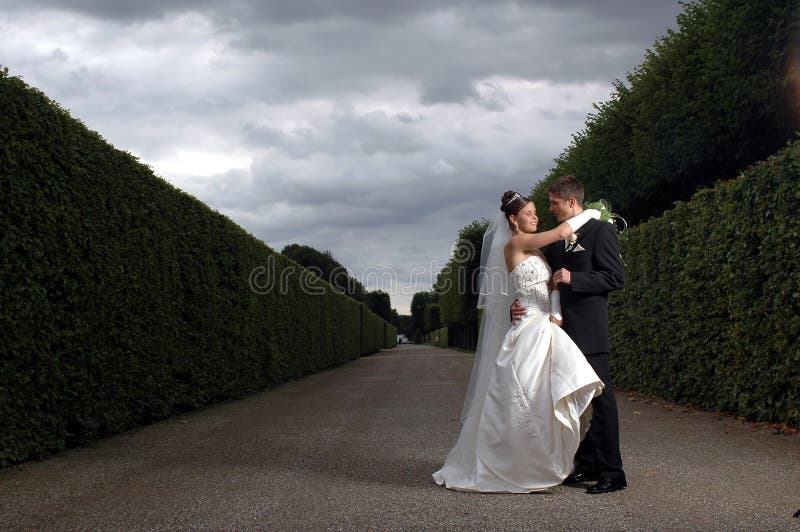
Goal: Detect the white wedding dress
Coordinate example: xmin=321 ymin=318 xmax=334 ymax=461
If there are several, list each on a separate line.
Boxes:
xmin=432 ymin=252 xmax=604 ymax=493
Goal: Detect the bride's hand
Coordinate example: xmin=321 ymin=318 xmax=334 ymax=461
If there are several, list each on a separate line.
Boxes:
xmin=549 ymin=315 xmax=563 ymax=327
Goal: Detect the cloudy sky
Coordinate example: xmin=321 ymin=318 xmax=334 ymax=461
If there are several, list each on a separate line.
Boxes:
xmin=1 ymin=0 xmax=681 ymax=314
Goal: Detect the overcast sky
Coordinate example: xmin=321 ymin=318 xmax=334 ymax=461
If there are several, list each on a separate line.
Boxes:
xmin=1 ymin=0 xmax=682 ymax=314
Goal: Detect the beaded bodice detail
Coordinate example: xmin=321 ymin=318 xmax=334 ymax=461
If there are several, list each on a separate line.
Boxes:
xmin=510 ymin=254 xmax=552 ymax=321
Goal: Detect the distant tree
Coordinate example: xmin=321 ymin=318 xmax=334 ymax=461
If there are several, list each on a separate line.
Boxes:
xmin=281 ymin=244 xmax=396 ymax=321
xmin=362 ymin=290 xmax=392 ymax=322
xmin=393 ymin=313 xmax=413 ymax=337
xmin=424 ymin=303 xmax=441 ymax=332
xmin=281 ymin=244 xmax=337 ymax=275
xmin=281 ymin=243 xmax=365 ymax=299
xmin=410 ymin=291 xmax=437 ymax=339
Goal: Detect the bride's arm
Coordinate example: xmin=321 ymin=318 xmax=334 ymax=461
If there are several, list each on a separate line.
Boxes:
xmin=549 ymin=288 xmax=563 ymax=327
xmin=516 ymin=209 xmax=601 ymax=251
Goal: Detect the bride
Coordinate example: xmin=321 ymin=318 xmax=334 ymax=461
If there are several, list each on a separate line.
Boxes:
xmin=432 ymin=191 xmax=604 ymax=493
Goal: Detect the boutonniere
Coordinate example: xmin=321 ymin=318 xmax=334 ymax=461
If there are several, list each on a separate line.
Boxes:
xmin=568 ymin=233 xmax=578 ymax=246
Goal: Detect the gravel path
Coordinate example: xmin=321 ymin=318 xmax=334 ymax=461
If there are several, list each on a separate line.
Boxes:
xmin=1 ymin=344 xmax=799 ymax=530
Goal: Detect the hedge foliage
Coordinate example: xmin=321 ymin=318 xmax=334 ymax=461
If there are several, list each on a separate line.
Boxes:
xmin=280 ymin=243 xmax=394 ymax=323
xmin=384 ymin=320 xmax=398 ymax=349
xmin=532 ymin=0 xmax=800 ymax=229
xmin=360 ymin=304 xmax=394 ymax=354
xmin=435 ymin=219 xmax=488 ymax=350
xmin=610 ymin=140 xmax=800 ymax=426
xmin=0 ymin=72 xmax=394 ymax=467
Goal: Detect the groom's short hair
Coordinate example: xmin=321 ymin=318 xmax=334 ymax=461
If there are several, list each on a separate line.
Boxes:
xmin=548 ymin=175 xmax=585 ymax=204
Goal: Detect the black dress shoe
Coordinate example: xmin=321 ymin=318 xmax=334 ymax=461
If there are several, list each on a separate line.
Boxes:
xmin=563 ymin=471 xmax=598 ymax=485
xmin=586 ymin=477 xmax=627 ymax=494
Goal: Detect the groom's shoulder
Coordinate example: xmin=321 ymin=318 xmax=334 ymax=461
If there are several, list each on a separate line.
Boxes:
xmin=586 ymin=218 xmax=614 ymax=236
xmin=582 ymin=218 xmax=603 ymax=234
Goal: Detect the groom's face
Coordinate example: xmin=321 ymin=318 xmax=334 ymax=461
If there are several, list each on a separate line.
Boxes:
xmin=549 ymin=193 xmax=574 ymax=222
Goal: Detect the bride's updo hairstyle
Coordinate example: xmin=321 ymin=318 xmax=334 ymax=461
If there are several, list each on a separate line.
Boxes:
xmin=500 ymin=191 xmax=531 ymax=230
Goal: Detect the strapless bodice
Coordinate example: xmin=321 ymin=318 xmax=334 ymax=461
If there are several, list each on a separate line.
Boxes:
xmin=510 ymin=254 xmax=552 ymax=320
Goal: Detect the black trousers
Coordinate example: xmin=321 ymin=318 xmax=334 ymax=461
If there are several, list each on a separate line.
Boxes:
xmin=575 ymin=352 xmax=626 ymax=481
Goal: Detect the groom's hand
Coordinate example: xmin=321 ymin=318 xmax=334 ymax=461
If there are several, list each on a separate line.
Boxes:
xmin=553 ymin=268 xmax=571 ymax=286
xmin=510 ymin=299 xmax=526 ymax=322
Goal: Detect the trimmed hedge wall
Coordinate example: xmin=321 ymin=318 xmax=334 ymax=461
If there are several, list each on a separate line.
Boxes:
xmin=531 ymin=0 xmax=800 ymax=229
xmin=0 ymin=72 xmax=393 ymax=466
xmin=360 ymin=305 xmax=386 ymax=355
xmin=610 ymin=140 xmax=800 ymax=426
xmin=384 ymin=321 xmax=398 ymax=349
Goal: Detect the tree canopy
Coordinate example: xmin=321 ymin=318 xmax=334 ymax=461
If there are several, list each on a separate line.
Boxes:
xmin=281 ymin=243 xmax=393 ymax=320
xmin=531 ymin=0 xmax=800 ymax=229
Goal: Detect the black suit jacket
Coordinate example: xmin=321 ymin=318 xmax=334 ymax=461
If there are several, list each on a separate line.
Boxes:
xmin=544 ymin=218 xmax=624 ymax=354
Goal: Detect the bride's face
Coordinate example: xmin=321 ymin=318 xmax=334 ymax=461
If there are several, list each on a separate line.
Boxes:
xmin=514 ymin=201 xmax=539 ymax=233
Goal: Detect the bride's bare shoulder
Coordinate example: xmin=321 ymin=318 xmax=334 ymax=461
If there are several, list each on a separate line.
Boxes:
xmin=504 ymin=237 xmax=519 ymax=270
xmin=504 ymin=234 xmax=522 ymax=255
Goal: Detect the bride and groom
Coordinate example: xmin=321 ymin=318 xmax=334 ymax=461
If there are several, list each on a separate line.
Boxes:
xmin=432 ymin=175 xmax=627 ymax=494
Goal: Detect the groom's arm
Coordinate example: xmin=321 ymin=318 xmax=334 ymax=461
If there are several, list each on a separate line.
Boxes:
xmin=569 ymin=222 xmax=624 ymax=294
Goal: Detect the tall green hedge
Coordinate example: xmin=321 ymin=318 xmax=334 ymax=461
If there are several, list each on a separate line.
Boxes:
xmin=610 ymin=140 xmax=800 ymax=426
xmin=384 ymin=320 xmax=398 ymax=349
xmin=532 ymin=0 xmax=800 ymax=229
xmin=436 ymin=219 xmax=487 ymax=350
xmin=0 ymin=72 xmax=393 ymax=466
xmin=360 ymin=305 xmax=386 ymax=355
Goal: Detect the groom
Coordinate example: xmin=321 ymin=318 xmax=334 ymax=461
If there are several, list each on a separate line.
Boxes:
xmin=512 ymin=175 xmax=627 ymax=494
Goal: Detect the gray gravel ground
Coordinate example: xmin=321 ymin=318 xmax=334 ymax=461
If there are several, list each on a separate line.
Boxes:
xmin=1 ymin=344 xmax=799 ymax=531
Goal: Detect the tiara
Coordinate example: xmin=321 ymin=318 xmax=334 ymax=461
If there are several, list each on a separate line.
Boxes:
xmin=502 ymin=192 xmax=522 ymax=208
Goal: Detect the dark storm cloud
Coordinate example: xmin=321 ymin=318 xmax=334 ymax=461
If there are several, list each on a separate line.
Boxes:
xmin=242 ymin=109 xmax=428 ymax=158
xmin=1 ymin=0 xmax=680 ymax=31
xmin=0 ymin=0 xmax=684 ymax=311
xmin=0 ymin=0 xmax=208 ymax=20
xmin=216 ymin=1 xmax=680 ymax=105
xmin=0 ymin=0 xmax=454 ymax=23
xmin=3 ymin=0 xmax=682 ymax=106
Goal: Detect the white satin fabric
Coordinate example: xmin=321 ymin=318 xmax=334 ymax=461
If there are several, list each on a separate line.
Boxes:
xmin=433 ymin=254 xmax=604 ymax=493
